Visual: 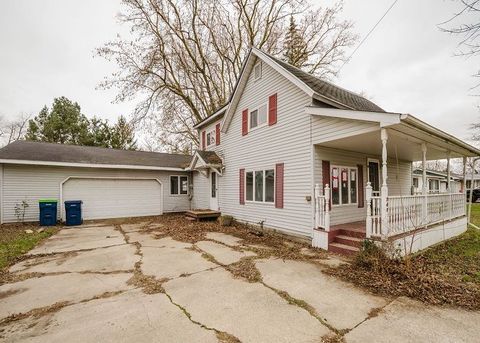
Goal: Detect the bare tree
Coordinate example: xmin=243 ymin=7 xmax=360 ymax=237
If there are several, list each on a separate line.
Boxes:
xmin=98 ymin=0 xmax=357 ymax=152
xmin=0 ymin=113 xmax=30 ymax=146
xmin=439 ymin=0 xmax=480 ymax=92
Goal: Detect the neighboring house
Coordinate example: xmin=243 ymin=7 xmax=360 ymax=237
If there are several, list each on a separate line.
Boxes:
xmin=0 ymin=47 xmax=478 ymax=255
xmin=412 ymin=169 xmax=462 ymax=194
xmin=466 ymin=173 xmax=480 ymax=190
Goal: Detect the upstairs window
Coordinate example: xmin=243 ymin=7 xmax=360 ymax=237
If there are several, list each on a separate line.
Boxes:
xmin=249 ymin=104 xmax=267 ymax=130
xmin=170 ymin=175 xmax=189 ymax=195
xmin=254 ymin=62 xmax=262 ymax=80
xmin=206 ymin=129 xmax=216 ymax=147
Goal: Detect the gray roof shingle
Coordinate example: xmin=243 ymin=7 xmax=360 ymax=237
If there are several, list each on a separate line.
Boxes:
xmin=267 ymin=54 xmax=385 ymax=113
xmin=196 ymin=150 xmax=223 ymax=165
xmin=0 ymin=141 xmax=192 ymax=169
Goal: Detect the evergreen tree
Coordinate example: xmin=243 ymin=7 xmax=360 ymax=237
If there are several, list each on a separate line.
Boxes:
xmin=283 ymin=15 xmax=308 ymax=68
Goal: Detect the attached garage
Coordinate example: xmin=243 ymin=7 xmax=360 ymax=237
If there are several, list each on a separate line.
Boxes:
xmin=0 ymin=141 xmax=193 ymax=223
xmin=62 ymin=178 xmax=163 ymax=220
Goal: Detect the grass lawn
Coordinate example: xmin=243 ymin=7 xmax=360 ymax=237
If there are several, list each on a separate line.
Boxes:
xmin=330 ymin=203 xmax=480 ymax=310
xmin=0 ymin=223 xmax=57 ymax=269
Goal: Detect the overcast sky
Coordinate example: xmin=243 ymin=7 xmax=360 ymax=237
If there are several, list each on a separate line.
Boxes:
xmin=0 ymin=0 xmax=478 ymax=145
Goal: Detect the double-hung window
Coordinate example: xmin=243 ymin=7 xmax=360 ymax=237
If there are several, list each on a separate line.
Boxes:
xmin=245 ymin=169 xmax=275 ymax=203
xmin=206 ymin=129 xmax=216 ymax=147
xmin=170 ymin=175 xmax=188 ymax=195
xmin=331 ymin=166 xmax=357 ymax=205
xmin=249 ymin=104 xmax=267 ymax=130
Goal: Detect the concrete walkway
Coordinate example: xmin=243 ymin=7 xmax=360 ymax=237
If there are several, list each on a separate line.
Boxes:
xmin=0 ymin=222 xmax=478 ymax=342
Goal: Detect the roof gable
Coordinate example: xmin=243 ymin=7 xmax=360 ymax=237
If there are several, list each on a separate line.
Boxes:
xmin=221 ymin=47 xmax=384 ymax=132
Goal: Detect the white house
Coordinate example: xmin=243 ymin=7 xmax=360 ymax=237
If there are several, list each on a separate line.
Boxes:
xmin=412 ymin=169 xmax=462 ymax=194
xmin=1 ymin=48 xmax=478 ymax=255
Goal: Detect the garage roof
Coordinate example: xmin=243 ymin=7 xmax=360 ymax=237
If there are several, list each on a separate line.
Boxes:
xmin=0 ymin=141 xmax=192 ymax=169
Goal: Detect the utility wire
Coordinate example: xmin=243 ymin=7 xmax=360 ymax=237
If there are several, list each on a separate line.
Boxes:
xmin=338 ymin=0 xmax=400 ymax=73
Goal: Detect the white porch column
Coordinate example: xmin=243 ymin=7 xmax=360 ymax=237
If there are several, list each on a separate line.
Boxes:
xmin=324 ymin=184 xmax=331 ymax=232
xmin=462 ymin=156 xmax=467 ymax=192
xmin=380 ymin=128 xmax=388 ymax=237
xmin=421 ymin=143 xmax=428 ymax=225
xmin=314 ymin=183 xmax=321 ymax=229
xmin=421 ymin=143 xmax=427 ymax=195
xmin=446 ymin=151 xmax=451 ymax=191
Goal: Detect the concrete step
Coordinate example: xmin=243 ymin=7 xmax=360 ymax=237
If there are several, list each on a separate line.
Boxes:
xmin=328 ymin=242 xmax=359 ymax=256
xmin=334 ymin=235 xmax=364 ymax=248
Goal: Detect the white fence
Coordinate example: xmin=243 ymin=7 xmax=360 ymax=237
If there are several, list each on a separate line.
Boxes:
xmin=367 ymin=184 xmax=466 ymax=238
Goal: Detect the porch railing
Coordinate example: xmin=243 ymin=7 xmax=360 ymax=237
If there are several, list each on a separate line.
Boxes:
xmin=314 ymin=184 xmax=330 ymax=231
xmin=367 ymin=183 xmax=466 ymax=238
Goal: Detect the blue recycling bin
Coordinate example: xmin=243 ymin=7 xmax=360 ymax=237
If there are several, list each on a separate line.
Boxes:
xmin=39 ymin=199 xmax=58 ymax=226
xmin=64 ymin=200 xmax=83 ymax=226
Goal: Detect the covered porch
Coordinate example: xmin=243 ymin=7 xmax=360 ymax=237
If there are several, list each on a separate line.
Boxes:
xmin=309 ymin=107 xmax=479 ymax=254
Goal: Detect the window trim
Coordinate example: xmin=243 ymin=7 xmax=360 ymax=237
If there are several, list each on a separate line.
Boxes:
xmin=248 ymin=102 xmax=268 ymax=131
xmin=206 ymin=129 xmax=216 ymax=148
xmin=253 ymin=62 xmax=262 ymax=81
xmin=169 ymin=175 xmax=189 ymax=196
xmin=330 ymin=165 xmax=358 ymax=207
xmin=245 ymin=169 xmax=275 ymax=204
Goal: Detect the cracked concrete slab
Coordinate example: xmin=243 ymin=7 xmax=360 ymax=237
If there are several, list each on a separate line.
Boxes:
xmin=205 ymin=232 xmax=243 ymax=246
xmin=10 ymin=244 xmax=138 ymax=274
xmin=28 ymin=226 xmax=124 ymax=254
xmin=0 ymin=273 xmax=133 ymax=319
xmin=1 ymin=290 xmax=217 ymax=343
xmin=126 ymin=231 xmax=167 ymax=247
xmin=256 ymin=258 xmax=387 ymax=331
xmin=164 ymin=268 xmax=329 ymax=343
xmin=141 ymin=243 xmax=216 ymax=279
xmin=345 ymin=297 xmax=480 ymax=343
xmin=195 ymin=240 xmax=256 ymax=265
xmin=121 ymin=222 xmax=149 ymax=233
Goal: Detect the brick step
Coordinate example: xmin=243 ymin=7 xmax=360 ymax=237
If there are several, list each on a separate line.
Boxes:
xmin=328 ymin=242 xmax=359 ymax=256
xmin=334 ymin=235 xmax=364 ymax=248
xmin=338 ymin=229 xmax=366 ymax=239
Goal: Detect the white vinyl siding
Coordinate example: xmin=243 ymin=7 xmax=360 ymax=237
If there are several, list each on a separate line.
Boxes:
xmin=219 ymin=60 xmax=313 ymax=238
xmin=191 ymin=171 xmax=210 ymax=209
xmin=315 ymin=146 xmax=412 ymax=225
xmin=1 ymin=164 xmax=190 ymax=223
xmin=311 ymin=116 xmax=379 ymax=144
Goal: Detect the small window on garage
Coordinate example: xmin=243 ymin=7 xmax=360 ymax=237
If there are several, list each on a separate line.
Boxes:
xmin=170 ymin=175 xmax=189 ymax=195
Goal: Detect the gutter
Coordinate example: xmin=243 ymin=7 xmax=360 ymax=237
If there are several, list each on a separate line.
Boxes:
xmin=193 ymin=104 xmax=229 ymax=129
xmin=0 ymin=159 xmax=187 ymax=172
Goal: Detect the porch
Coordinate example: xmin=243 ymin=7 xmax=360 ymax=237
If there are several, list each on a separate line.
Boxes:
xmin=308 ymin=109 xmax=479 ymax=254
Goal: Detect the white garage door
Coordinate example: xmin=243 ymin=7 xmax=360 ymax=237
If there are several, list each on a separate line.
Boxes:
xmin=62 ymin=178 xmax=162 ymax=220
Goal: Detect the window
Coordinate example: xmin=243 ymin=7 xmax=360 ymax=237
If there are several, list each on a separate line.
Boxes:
xmin=331 ymin=166 xmax=357 ymax=205
xmin=413 ymin=177 xmax=419 ymax=188
xmin=254 ymin=62 xmax=262 ymax=80
xmin=170 ymin=175 xmax=188 ymax=195
xmin=429 ymin=179 xmax=440 ymax=192
xmin=245 ymin=169 xmax=274 ymax=203
xmin=206 ymin=129 xmax=215 ymax=147
xmin=249 ymin=104 xmax=267 ymax=130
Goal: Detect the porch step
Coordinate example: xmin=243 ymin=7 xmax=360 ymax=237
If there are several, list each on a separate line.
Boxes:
xmin=328 ymin=242 xmax=359 ymax=256
xmin=334 ymin=235 xmax=363 ymax=248
xmin=338 ymin=229 xmax=366 ymax=239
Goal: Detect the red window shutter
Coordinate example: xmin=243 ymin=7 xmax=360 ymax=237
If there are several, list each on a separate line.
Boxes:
xmin=239 ymin=169 xmax=245 ymax=205
xmin=322 ymin=160 xmax=331 ymax=210
xmin=275 ymin=163 xmax=284 ymax=209
xmin=357 ymin=164 xmax=364 ymax=208
xmin=268 ymin=93 xmax=277 ymax=126
xmin=215 ymin=123 xmax=220 ymax=145
xmin=242 ymin=109 xmax=248 ymax=136
xmin=202 ymin=131 xmax=206 ymax=150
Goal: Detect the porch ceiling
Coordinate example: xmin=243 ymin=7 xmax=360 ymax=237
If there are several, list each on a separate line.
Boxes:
xmin=317 ymin=123 xmax=474 ymax=162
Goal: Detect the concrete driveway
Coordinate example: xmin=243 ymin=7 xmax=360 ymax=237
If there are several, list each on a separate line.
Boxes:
xmin=0 ymin=221 xmax=478 ymax=342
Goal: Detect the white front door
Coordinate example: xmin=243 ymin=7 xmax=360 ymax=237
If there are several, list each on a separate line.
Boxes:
xmin=209 ymin=171 xmax=219 ymax=210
